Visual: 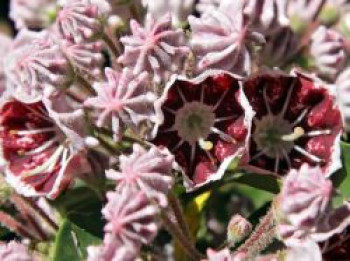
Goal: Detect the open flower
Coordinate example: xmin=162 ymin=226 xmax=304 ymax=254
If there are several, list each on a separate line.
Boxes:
xmin=0 ymin=94 xmax=90 ymax=199
xmin=106 ymin=144 xmax=174 ymax=207
xmin=118 ymin=13 xmax=190 ymax=83
xmin=4 ymin=29 xmax=70 ymax=103
xmin=102 ymin=188 xmax=159 ymax=247
xmin=281 ymin=165 xmax=333 ymax=230
xmin=84 ymin=68 xmax=159 ymax=141
xmin=10 ymin=0 xmax=57 ymax=29
xmin=189 ymin=0 xmax=265 ymax=75
xmin=243 ymin=70 xmax=342 ymax=176
xmin=152 ymin=70 xmax=254 ymax=189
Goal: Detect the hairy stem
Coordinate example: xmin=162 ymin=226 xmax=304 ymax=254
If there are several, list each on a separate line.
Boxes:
xmin=0 ymin=211 xmax=36 ymax=239
xmin=160 ymin=209 xmax=203 ymax=261
xmin=168 ymin=192 xmax=192 ymax=241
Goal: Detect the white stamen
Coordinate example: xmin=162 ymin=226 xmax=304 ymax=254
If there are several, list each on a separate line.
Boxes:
xmin=190 ymin=145 xmax=196 ymax=171
xmin=292 ymin=108 xmax=309 ymax=127
xmin=173 ymin=139 xmax=185 ymax=151
xmin=215 ymin=116 xmax=236 ymax=123
xmin=213 ymin=88 xmax=229 ymax=111
xmin=274 ymin=154 xmax=280 ymax=173
xmin=163 ymin=106 xmax=176 ymax=115
xmin=210 ymin=127 xmax=236 ymax=143
xmin=305 ymin=130 xmax=332 ymax=137
xmin=22 ymin=137 xmax=59 ymax=156
xmin=281 ymin=149 xmax=292 ymax=169
xmin=294 ymin=145 xmax=323 ymax=163
xmin=11 ymin=127 xmax=56 ymax=136
xmin=281 ymin=81 xmax=296 ymax=117
xmin=263 ymin=86 xmax=272 ymax=115
xmin=177 ymin=87 xmax=187 ymax=103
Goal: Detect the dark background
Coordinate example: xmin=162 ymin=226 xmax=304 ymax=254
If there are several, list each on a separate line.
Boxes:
xmin=0 ymin=1 xmax=9 ymax=20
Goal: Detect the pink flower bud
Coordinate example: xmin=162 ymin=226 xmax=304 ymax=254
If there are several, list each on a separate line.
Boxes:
xmin=227 ymin=214 xmax=252 ymax=246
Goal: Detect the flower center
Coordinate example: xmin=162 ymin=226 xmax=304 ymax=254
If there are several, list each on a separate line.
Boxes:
xmin=253 ymin=114 xmax=298 ymax=158
xmin=174 ymin=101 xmax=215 ymax=146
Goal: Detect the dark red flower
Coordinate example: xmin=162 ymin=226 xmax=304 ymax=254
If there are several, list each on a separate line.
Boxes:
xmin=153 ymin=70 xmax=254 ymax=189
xmin=243 ymin=70 xmax=342 ymax=176
xmin=0 ymin=99 xmax=89 ymax=199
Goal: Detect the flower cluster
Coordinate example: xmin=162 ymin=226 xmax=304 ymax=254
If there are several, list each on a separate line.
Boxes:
xmin=0 ymin=0 xmax=350 ymax=260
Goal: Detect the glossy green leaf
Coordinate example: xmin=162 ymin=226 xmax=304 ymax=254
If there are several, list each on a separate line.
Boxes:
xmin=52 ymin=219 xmax=102 ymax=261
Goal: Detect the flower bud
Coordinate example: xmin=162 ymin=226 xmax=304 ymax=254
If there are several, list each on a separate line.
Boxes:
xmin=227 ymin=214 xmax=252 ymax=246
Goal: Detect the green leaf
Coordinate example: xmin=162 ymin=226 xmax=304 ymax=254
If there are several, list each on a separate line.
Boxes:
xmin=50 ymin=186 xmax=104 ymax=237
xmin=332 ymin=141 xmax=350 ymax=207
xmin=230 ymin=172 xmax=281 ymax=194
xmin=52 ymin=219 xmax=102 ymax=261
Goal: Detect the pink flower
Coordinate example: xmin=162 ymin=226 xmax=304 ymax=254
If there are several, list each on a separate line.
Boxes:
xmin=243 ymin=70 xmax=342 ymax=175
xmin=106 ymin=144 xmax=174 ymax=207
xmin=118 ymin=13 xmax=190 ymax=83
xmin=56 ymin=0 xmax=105 ymax=43
xmin=142 ymin=0 xmax=195 ymax=25
xmin=152 ymin=71 xmax=254 ymax=189
xmin=310 ymin=26 xmax=346 ymax=80
xmin=0 ymin=33 xmax=12 ymax=94
xmin=281 ymin=164 xmax=333 ymax=230
xmin=189 ymin=0 xmax=265 ymax=75
xmin=196 ymin=0 xmax=220 ymax=14
xmin=0 ymin=94 xmax=90 ymax=199
xmin=203 ymin=248 xmax=235 ymax=261
xmin=84 ymin=68 xmax=159 ymax=141
xmin=87 ymin=234 xmax=138 ymax=261
xmin=0 ymin=241 xmax=34 ymax=261
xmin=336 ymin=68 xmax=350 ymax=131
xmin=4 ymin=29 xmax=70 ymax=103
xmin=61 ymin=40 xmax=104 ymax=79
xmin=102 ymin=188 xmax=159 ymax=247
xmin=10 ymin=0 xmax=57 ymax=29
xmin=244 ymin=0 xmax=289 ymax=35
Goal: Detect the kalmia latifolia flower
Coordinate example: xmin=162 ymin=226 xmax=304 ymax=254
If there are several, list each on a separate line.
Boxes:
xmin=244 ymin=0 xmax=289 ymax=35
xmin=189 ymin=0 xmax=265 ymax=75
xmin=4 ymin=29 xmax=70 ymax=103
xmin=310 ymin=26 xmax=346 ymax=80
xmin=0 ymin=94 xmax=90 ymax=199
xmin=0 ymin=241 xmax=34 ymax=261
xmin=84 ymin=68 xmax=159 ymax=141
xmin=102 ymin=188 xmax=159 ymax=247
xmin=0 ymin=33 xmax=12 ymax=92
xmin=142 ymin=0 xmax=195 ymax=25
xmin=106 ymin=144 xmax=174 ymax=207
xmin=87 ymin=235 xmax=138 ymax=261
xmin=336 ymin=67 xmax=350 ymax=131
xmin=10 ymin=0 xmax=57 ymax=29
xmin=153 ymin=71 xmax=254 ymax=189
xmin=244 ymin=70 xmax=342 ymax=175
xmin=118 ymin=13 xmax=190 ymax=83
xmin=56 ymin=0 xmax=108 ymax=43
xmin=280 ymin=164 xmax=333 ymax=230
xmin=61 ymin=40 xmax=104 ymax=79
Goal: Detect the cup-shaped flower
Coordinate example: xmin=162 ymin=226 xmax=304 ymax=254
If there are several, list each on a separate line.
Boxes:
xmin=102 ymin=188 xmax=159 ymax=247
xmin=118 ymin=13 xmax=190 ymax=83
xmin=152 ymin=70 xmax=254 ymax=189
xmin=10 ymin=0 xmax=57 ymax=29
xmin=4 ymin=29 xmax=70 ymax=103
xmin=0 ymin=241 xmax=34 ymax=261
xmin=0 ymin=94 xmax=90 ymax=199
xmin=106 ymin=144 xmax=174 ymax=207
xmin=56 ymin=0 xmax=107 ymax=43
xmin=281 ymin=164 xmax=333 ymax=230
xmin=310 ymin=26 xmax=346 ymax=80
xmin=84 ymin=68 xmax=160 ymax=141
xmin=189 ymin=0 xmax=265 ymax=75
xmin=243 ymin=70 xmax=342 ymax=176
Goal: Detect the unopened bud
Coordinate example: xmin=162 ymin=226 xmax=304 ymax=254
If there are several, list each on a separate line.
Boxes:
xmin=227 ymin=214 xmax=252 ymax=246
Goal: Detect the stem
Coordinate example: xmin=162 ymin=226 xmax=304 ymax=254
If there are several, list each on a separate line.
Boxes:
xmin=168 ymin=192 xmax=192 ymax=241
xmin=102 ymin=32 xmax=121 ymax=60
xmin=237 ymin=208 xmax=275 ymax=258
xmin=75 ymin=74 xmax=96 ymax=96
xmin=160 ymin=210 xmax=203 ymax=261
